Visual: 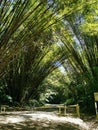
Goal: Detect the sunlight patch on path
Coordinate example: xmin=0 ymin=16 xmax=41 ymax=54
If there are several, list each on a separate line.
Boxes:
xmin=23 ymin=112 xmax=89 ymax=129
xmin=0 ymin=115 xmax=26 ymax=124
xmin=0 ymin=111 xmax=89 ymax=129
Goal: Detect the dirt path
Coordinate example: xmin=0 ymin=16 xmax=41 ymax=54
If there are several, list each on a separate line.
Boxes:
xmin=82 ymin=115 xmax=98 ymax=130
xmin=0 ymin=111 xmax=97 ymax=130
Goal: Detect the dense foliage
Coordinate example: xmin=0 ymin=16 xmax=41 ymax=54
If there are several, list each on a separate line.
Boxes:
xmin=0 ymin=0 xmax=98 ymax=113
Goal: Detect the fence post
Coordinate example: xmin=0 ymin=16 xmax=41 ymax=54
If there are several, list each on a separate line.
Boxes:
xmin=76 ymin=104 xmax=80 ymax=118
xmin=94 ymin=93 xmax=98 ymax=119
xmin=64 ymin=105 xmax=67 ymax=115
xmin=95 ymin=102 xmax=98 ymax=119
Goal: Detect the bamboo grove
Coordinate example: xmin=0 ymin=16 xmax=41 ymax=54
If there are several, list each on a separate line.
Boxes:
xmin=0 ymin=0 xmax=98 ymax=112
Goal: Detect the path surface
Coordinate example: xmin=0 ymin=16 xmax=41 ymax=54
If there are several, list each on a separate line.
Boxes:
xmin=0 ymin=111 xmax=97 ymax=130
xmin=82 ymin=115 xmax=98 ymax=130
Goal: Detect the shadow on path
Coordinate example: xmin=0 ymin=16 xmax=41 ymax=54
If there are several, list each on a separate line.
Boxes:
xmin=0 ymin=111 xmax=88 ymax=130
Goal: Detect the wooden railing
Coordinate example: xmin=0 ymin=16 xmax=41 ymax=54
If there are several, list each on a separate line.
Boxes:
xmin=34 ymin=104 xmax=80 ymax=118
xmin=0 ymin=105 xmax=9 ymax=113
xmin=0 ymin=104 xmax=80 ymax=118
